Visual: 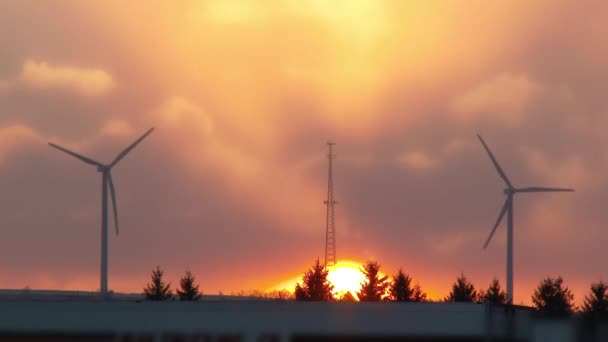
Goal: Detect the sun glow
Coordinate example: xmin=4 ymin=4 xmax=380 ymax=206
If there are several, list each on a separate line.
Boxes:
xmin=269 ymin=260 xmax=367 ymax=300
xmin=327 ymin=260 xmax=365 ymax=299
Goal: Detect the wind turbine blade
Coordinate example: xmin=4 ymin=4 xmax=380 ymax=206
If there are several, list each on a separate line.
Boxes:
xmin=107 ymin=172 xmax=119 ymax=236
xmin=483 ymin=200 xmax=509 ymax=249
xmin=516 ymin=187 xmax=575 ymax=193
xmin=110 ymin=128 xmax=154 ymax=168
xmin=48 ymin=143 xmax=103 ymax=167
xmin=477 ymin=134 xmax=513 ymax=188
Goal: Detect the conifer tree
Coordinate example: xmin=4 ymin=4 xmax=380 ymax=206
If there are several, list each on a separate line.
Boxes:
xmin=581 ymin=281 xmax=608 ymax=320
xmin=340 ymin=291 xmax=356 ymax=302
xmin=482 ymin=278 xmax=507 ymax=304
xmin=412 ymin=282 xmax=427 ymax=302
xmin=143 ymin=266 xmax=172 ymax=301
xmin=445 ymin=273 xmax=477 ymax=302
xmin=176 ymin=271 xmax=202 ymax=301
xmin=531 ymin=276 xmax=574 ymax=317
xmin=294 ymin=259 xmax=334 ymax=301
xmin=357 ymin=261 xmax=389 ymax=302
xmin=389 ymin=268 xmax=413 ymax=302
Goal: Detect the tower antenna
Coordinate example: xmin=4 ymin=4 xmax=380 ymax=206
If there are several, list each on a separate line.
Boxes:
xmin=324 ymin=141 xmax=337 ymax=268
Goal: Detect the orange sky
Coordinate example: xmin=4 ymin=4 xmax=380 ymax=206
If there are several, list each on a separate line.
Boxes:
xmin=1 ymin=0 xmax=608 ymax=305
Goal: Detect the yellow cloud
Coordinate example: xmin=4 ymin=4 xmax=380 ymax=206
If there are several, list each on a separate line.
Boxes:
xmin=203 ymin=0 xmax=258 ymax=23
xmin=19 ymin=59 xmax=114 ymax=97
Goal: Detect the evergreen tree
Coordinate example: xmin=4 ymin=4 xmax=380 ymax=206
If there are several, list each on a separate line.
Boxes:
xmin=143 ymin=266 xmax=172 ymax=301
xmin=357 ymin=261 xmax=389 ymax=302
xmin=482 ymin=278 xmax=507 ymax=304
xmin=294 ymin=259 xmax=334 ymax=301
xmin=412 ymin=282 xmax=427 ymax=302
xmin=176 ymin=271 xmax=202 ymax=301
xmin=581 ymin=281 xmax=608 ymax=320
xmin=340 ymin=291 xmax=356 ymax=302
xmin=389 ymin=268 xmax=413 ymax=302
xmin=445 ymin=273 xmax=477 ymax=302
xmin=531 ymin=276 xmax=574 ymax=317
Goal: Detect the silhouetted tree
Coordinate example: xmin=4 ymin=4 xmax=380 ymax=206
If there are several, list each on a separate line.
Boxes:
xmin=389 ymin=268 xmax=413 ymax=302
xmin=357 ymin=261 xmax=389 ymax=301
xmin=445 ymin=273 xmax=477 ymax=302
xmin=581 ymin=281 xmax=608 ymax=321
xmin=233 ymin=289 xmax=264 ymax=297
xmin=294 ymin=259 xmax=334 ymax=301
xmin=531 ymin=277 xmax=574 ymax=317
xmin=481 ymin=278 xmax=507 ymax=304
xmin=266 ymin=289 xmax=294 ymax=301
xmin=176 ymin=271 xmax=201 ymax=301
xmin=340 ymin=291 xmax=356 ymax=302
xmin=412 ymin=282 xmax=427 ymax=302
xmin=143 ymin=266 xmax=172 ymax=301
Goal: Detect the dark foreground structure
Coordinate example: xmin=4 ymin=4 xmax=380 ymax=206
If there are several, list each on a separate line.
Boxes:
xmin=0 ymin=291 xmax=606 ymax=342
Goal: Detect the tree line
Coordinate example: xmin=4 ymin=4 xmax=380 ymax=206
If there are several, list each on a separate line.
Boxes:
xmin=142 ymin=266 xmax=292 ymax=301
xmin=142 ymin=261 xmax=608 ymax=320
xmin=293 ymin=259 xmax=608 ymax=320
xmin=143 ymin=267 xmax=201 ymax=301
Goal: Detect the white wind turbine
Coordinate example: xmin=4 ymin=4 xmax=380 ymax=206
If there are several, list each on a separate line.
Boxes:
xmin=49 ymin=128 xmax=154 ymax=295
xmin=477 ymin=134 xmax=574 ymax=304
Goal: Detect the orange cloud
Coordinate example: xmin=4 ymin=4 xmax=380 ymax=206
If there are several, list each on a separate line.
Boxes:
xmin=397 ymin=151 xmax=438 ymax=170
xmin=152 ymin=97 xmax=213 ymax=137
xmin=0 ymin=79 xmax=10 ymax=93
xmin=100 ymin=119 xmax=134 ymax=138
xmin=148 ymin=96 xmax=214 ymax=167
xmin=0 ymin=124 xmax=43 ymax=163
xmin=523 ymin=147 xmax=586 ymax=189
xmin=148 ymin=96 xmax=324 ymax=233
xmin=450 ymin=73 xmax=544 ymax=124
xmin=18 ymin=59 xmax=115 ymax=97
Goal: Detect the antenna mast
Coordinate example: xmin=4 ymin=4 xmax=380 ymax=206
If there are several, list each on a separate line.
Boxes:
xmin=324 ymin=142 xmax=337 ymax=268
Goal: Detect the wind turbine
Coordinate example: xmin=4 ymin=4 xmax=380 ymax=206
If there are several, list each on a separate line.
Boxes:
xmin=477 ymin=134 xmax=574 ymax=304
xmin=49 ymin=128 xmax=154 ymax=295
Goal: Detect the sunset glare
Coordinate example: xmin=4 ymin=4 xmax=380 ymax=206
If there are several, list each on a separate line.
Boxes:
xmin=327 ymin=261 xmax=366 ymax=299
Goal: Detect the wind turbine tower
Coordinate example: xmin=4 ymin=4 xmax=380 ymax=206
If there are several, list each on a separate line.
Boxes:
xmin=49 ymin=128 xmax=154 ymax=295
xmin=324 ymin=142 xmax=337 ymax=268
xmin=477 ymin=134 xmax=574 ymax=304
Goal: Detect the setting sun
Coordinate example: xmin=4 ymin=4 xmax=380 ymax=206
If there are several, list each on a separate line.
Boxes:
xmin=327 ymin=260 xmax=366 ymax=299
xmin=269 ymin=260 xmax=370 ymax=300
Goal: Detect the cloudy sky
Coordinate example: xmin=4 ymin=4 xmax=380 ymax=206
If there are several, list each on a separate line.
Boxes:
xmin=1 ymin=0 xmax=607 ymax=304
